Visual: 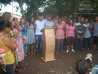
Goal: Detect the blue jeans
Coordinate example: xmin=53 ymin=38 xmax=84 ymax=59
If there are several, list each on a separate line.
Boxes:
xmin=35 ymin=35 xmax=43 ymax=53
xmin=83 ymin=38 xmax=90 ymax=49
xmin=2 ymin=64 xmax=14 ymax=74
xmin=56 ymin=39 xmax=63 ymax=52
xmin=74 ymin=33 xmax=83 ymax=50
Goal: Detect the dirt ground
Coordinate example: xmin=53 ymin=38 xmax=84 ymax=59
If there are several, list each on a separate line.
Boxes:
xmin=15 ymin=49 xmax=98 ymax=74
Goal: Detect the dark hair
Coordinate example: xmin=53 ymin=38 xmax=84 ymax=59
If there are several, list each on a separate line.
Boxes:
xmin=39 ymin=14 xmax=44 ymax=17
xmin=68 ymin=19 xmax=74 ymax=26
xmin=0 ymin=20 xmax=11 ymax=31
xmin=29 ymin=16 xmax=34 ymax=26
xmin=76 ymin=60 xmax=89 ymax=74
xmin=20 ymin=18 xmax=25 ymax=26
xmin=13 ymin=17 xmax=18 ymax=21
xmin=1 ymin=12 xmax=11 ymax=21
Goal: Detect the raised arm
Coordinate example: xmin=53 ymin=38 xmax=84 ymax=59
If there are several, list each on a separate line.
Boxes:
xmin=3 ymin=36 xmax=16 ymax=51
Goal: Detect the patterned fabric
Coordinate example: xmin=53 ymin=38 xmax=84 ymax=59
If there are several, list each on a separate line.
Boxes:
xmin=6 ymin=29 xmax=18 ymax=65
xmin=55 ymin=23 xmax=65 ymax=39
xmin=75 ymin=24 xmax=87 ymax=33
xmin=21 ymin=26 xmax=28 ymax=53
xmin=13 ymin=28 xmax=24 ymax=62
xmin=83 ymin=23 xmax=91 ymax=38
xmin=26 ymin=25 xmax=35 ymax=44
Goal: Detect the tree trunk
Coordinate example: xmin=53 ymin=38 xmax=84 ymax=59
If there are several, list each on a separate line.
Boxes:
xmin=19 ymin=0 xmax=27 ymax=21
xmin=37 ymin=0 xmax=39 ymax=17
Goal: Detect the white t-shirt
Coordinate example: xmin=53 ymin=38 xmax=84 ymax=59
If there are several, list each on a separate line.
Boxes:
xmin=35 ymin=20 xmax=45 ymax=35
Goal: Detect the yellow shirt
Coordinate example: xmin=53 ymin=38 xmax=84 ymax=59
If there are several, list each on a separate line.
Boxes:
xmin=0 ymin=36 xmax=14 ymax=65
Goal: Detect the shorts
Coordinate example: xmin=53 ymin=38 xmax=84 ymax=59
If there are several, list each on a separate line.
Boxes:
xmin=93 ymin=37 xmax=98 ymax=44
xmin=67 ymin=37 xmax=74 ymax=45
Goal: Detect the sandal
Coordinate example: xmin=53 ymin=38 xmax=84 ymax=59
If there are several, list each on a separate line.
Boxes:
xmin=31 ymin=52 xmax=35 ymax=55
xmin=18 ymin=65 xmax=23 ymax=68
xmin=15 ymin=67 xmax=21 ymax=73
xmin=27 ymin=52 xmax=31 ymax=56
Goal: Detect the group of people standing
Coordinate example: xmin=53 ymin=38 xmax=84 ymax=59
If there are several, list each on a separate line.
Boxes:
xmin=0 ymin=12 xmax=98 ymax=74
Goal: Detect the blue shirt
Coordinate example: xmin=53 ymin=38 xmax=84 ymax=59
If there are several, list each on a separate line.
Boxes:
xmin=44 ymin=20 xmax=54 ymax=27
xmin=93 ymin=23 xmax=98 ymax=37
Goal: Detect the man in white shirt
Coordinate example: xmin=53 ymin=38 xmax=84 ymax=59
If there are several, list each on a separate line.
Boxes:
xmin=35 ymin=14 xmax=45 ymax=54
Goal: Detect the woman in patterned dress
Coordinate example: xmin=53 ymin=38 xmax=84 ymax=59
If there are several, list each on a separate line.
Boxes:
xmin=13 ymin=21 xmax=24 ymax=71
xmin=20 ymin=18 xmax=28 ymax=54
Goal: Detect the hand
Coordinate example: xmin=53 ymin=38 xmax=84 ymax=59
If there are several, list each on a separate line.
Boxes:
xmin=81 ymin=36 xmax=83 ymax=40
xmin=18 ymin=27 xmax=21 ymax=32
xmin=0 ymin=57 xmax=4 ymax=63
xmin=73 ymin=36 xmax=75 ymax=39
xmin=78 ymin=35 xmax=80 ymax=39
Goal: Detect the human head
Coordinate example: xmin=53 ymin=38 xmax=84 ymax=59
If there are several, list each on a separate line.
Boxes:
xmin=85 ymin=19 xmax=88 ymax=24
xmin=70 ymin=14 xmax=72 ymax=18
xmin=0 ymin=20 xmax=11 ymax=33
xmin=95 ymin=16 xmax=98 ymax=22
xmin=81 ymin=17 xmax=85 ymax=23
xmin=58 ymin=18 xmax=62 ymax=23
xmin=20 ymin=18 xmax=25 ymax=24
xmin=38 ymin=14 xmax=44 ymax=21
xmin=90 ymin=19 xmax=93 ymax=23
xmin=2 ymin=12 xmax=12 ymax=23
xmin=13 ymin=17 xmax=18 ymax=22
xmin=47 ymin=14 xmax=52 ymax=21
xmin=29 ymin=17 xmax=34 ymax=24
xmin=73 ymin=18 xmax=77 ymax=23
xmin=78 ymin=17 xmax=81 ymax=22
xmin=76 ymin=60 xmax=89 ymax=74
xmin=14 ymin=21 xmax=20 ymax=29
xmin=65 ymin=16 xmax=67 ymax=20
xmin=53 ymin=18 xmax=56 ymax=22
xmin=69 ymin=19 xmax=74 ymax=26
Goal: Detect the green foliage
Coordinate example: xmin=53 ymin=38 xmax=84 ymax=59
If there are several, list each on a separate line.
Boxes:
xmin=43 ymin=5 xmax=58 ymax=18
xmin=0 ymin=0 xmax=11 ymax=4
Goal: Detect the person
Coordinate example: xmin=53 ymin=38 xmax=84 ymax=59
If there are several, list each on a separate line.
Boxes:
xmin=0 ymin=20 xmax=16 ymax=74
xmin=55 ymin=18 xmax=65 ymax=53
xmin=64 ymin=16 xmax=67 ymax=24
xmin=20 ymin=18 xmax=28 ymax=54
xmin=13 ymin=17 xmax=18 ymax=22
xmin=83 ymin=19 xmax=91 ymax=50
xmin=53 ymin=17 xmax=57 ymax=24
xmin=76 ymin=60 xmax=89 ymax=74
xmin=26 ymin=17 xmax=35 ymax=55
xmin=34 ymin=14 xmax=45 ymax=55
xmin=0 ymin=16 xmax=2 ymax=21
xmin=44 ymin=14 xmax=55 ymax=27
xmin=92 ymin=16 xmax=98 ymax=50
xmin=66 ymin=19 xmax=75 ymax=53
xmin=13 ymin=21 xmax=24 ymax=72
xmin=6 ymin=22 xmax=18 ymax=72
xmin=75 ymin=17 xmax=86 ymax=50
xmin=1 ymin=12 xmax=18 ymax=73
